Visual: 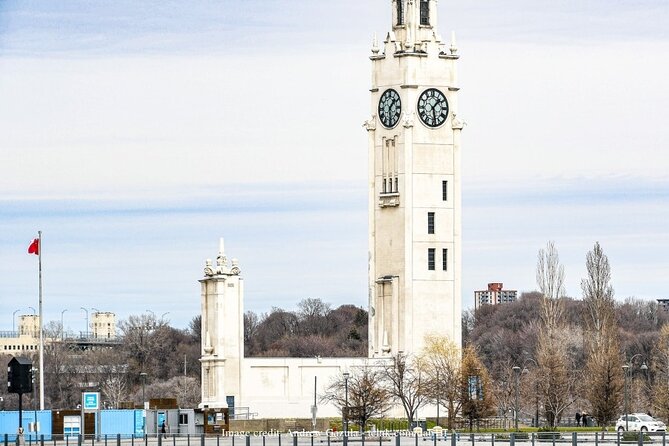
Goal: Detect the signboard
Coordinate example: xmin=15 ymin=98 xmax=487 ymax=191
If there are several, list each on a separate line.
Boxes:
xmin=468 ymin=376 xmax=482 ymax=400
xmin=83 ymin=392 xmax=100 ymax=411
xmin=135 ymin=410 xmax=146 ymax=437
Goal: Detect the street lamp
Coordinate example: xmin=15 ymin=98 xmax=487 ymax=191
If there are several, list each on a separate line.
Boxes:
xmin=521 ymin=357 xmax=539 ymax=427
xmin=61 ymin=309 xmax=68 ymax=340
xmin=80 ymin=307 xmax=89 ymax=337
xmin=12 ymin=309 xmax=21 ymax=334
xmin=343 ymin=371 xmax=350 ymax=432
xmin=140 ymin=372 xmax=147 ymax=403
xmin=623 ymin=364 xmax=630 ymax=431
xmin=28 ymin=307 xmax=37 ymax=337
xmin=161 ymin=312 xmax=170 ymax=320
xmin=436 ymin=369 xmax=440 ymax=426
xmin=513 ymin=366 xmax=521 ymax=431
xmin=140 ymin=372 xmax=148 ymax=434
xmin=622 ymin=355 xmax=648 ymax=431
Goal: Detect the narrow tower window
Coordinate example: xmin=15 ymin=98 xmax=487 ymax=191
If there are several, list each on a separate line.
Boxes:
xmin=442 ymin=180 xmax=448 ymax=201
xmin=428 ymin=248 xmax=435 ymax=270
xmin=397 ymin=0 xmax=405 ymax=26
xmin=428 ymin=212 xmax=435 ymax=234
xmin=442 ymin=248 xmax=448 ymax=271
xmin=420 ymin=0 xmax=430 ymax=25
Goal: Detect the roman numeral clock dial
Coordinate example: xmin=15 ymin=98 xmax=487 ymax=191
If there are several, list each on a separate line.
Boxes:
xmin=378 ymin=89 xmax=401 ymax=128
xmin=417 ymin=88 xmax=449 ymax=128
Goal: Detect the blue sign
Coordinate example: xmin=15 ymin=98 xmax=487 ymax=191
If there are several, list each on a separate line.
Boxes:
xmin=135 ymin=411 xmax=145 ymax=436
xmin=83 ymin=392 xmax=100 ymax=411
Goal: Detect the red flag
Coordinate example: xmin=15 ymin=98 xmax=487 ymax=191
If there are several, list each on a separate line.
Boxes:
xmin=28 ymin=238 xmax=39 ymax=255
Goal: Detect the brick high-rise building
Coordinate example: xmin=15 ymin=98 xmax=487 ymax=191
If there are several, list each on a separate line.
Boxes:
xmin=474 ymin=282 xmax=517 ymax=310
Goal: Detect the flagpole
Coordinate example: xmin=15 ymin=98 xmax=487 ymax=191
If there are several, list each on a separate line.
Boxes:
xmin=38 ymin=231 xmax=45 ymax=411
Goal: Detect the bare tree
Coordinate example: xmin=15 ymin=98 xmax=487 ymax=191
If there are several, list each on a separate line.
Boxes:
xmin=118 ymin=314 xmax=163 ymax=375
xmin=535 ymin=241 xmax=578 ymax=428
xmin=536 ymin=241 xmax=565 ymax=330
xmin=420 ymin=335 xmax=462 ymax=430
xmin=490 ymin=359 xmax=516 ymax=429
xmin=244 ymin=311 xmax=260 ymax=355
xmin=87 ymin=348 xmax=129 ymax=409
xmin=298 ymin=298 xmax=334 ymax=337
xmin=321 ymin=364 xmax=391 ymax=431
xmin=189 ymin=315 xmax=201 ymax=344
xmin=383 ymin=352 xmax=427 ymax=426
xmin=581 ymin=242 xmax=623 ymax=430
xmin=651 ymin=324 xmax=669 ymax=420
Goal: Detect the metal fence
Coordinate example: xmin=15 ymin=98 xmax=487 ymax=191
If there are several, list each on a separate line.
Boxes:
xmin=4 ymin=432 xmax=669 ymax=446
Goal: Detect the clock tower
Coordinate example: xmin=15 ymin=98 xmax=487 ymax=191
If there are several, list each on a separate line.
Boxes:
xmin=366 ymin=0 xmax=463 ymax=357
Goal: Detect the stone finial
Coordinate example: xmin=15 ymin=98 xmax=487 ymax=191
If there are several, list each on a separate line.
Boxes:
xmin=451 ymin=113 xmax=465 ymax=130
xmin=363 ymin=115 xmax=377 ymax=131
xmin=382 ymin=330 xmax=391 ymax=354
xmin=216 ymin=237 xmax=229 ymax=274
xmin=402 ymin=111 xmax=415 ymax=128
xmin=204 ymin=259 xmax=214 ymax=276
xmin=231 ymin=258 xmax=241 ymax=276
xmin=449 ymin=31 xmax=458 ymax=55
xmin=371 ymin=33 xmax=380 ymax=55
xmin=204 ymin=331 xmax=214 ymax=355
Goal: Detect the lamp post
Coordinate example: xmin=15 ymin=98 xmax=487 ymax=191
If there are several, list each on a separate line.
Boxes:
xmin=513 ymin=366 xmax=521 ymax=431
xmin=623 ymin=364 xmax=630 ymax=431
xmin=80 ymin=307 xmax=89 ymax=337
xmin=61 ymin=309 xmax=68 ymax=340
xmin=643 ymin=363 xmax=651 ymax=413
xmin=436 ymin=369 xmax=440 ymax=426
xmin=343 ymin=371 xmax=350 ymax=432
xmin=623 ymin=353 xmax=648 ymax=431
xmin=12 ymin=309 xmax=21 ymax=334
xmin=521 ymin=357 xmax=539 ymax=427
xmin=140 ymin=372 xmax=147 ymax=403
xmin=140 ymin=372 xmax=147 ymax=434
xmin=28 ymin=307 xmax=37 ymax=337
xmin=90 ymin=308 xmax=101 ymax=338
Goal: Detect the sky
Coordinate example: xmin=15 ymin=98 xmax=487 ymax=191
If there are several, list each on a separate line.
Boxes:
xmin=1 ymin=0 xmax=668 ymax=331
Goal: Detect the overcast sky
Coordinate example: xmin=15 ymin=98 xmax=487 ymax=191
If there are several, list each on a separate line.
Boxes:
xmin=1 ymin=0 xmax=668 ymax=331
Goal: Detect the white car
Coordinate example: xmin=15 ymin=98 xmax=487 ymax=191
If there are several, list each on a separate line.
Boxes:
xmin=616 ymin=413 xmax=667 ymax=432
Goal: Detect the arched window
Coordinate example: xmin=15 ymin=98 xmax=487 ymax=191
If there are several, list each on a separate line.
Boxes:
xmin=420 ymin=0 xmax=430 ymax=25
xmin=397 ymin=0 xmax=405 ymax=25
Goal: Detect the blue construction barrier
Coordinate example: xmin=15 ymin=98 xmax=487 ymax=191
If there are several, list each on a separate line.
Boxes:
xmin=0 ymin=410 xmax=52 ymax=441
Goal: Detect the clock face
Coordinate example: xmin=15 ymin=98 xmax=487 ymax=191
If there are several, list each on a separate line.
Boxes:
xmin=378 ymin=89 xmax=401 ymax=128
xmin=417 ymin=88 xmax=449 ymax=128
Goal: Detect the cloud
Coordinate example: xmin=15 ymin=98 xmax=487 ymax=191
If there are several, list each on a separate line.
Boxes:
xmin=1 ymin=0 xmax=667 ymax=329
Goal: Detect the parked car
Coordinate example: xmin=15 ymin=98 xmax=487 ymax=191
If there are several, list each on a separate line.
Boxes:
xmin=616 ymin=414 xmax=666 ymax=432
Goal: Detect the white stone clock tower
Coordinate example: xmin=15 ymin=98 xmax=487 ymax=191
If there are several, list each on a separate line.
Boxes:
xmin=366 ymin=0 xmax=463 ymax=357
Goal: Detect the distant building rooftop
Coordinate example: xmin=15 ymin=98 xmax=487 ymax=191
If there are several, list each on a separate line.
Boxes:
xmin=474 ymin=283 xmax=518 ymax=311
